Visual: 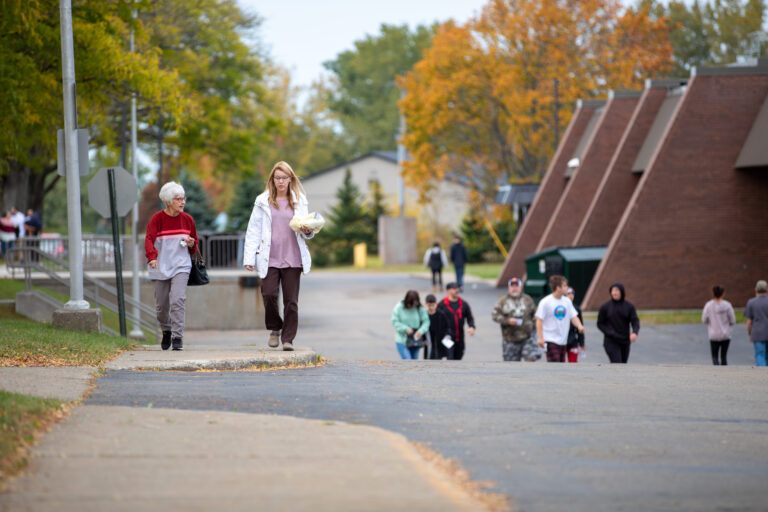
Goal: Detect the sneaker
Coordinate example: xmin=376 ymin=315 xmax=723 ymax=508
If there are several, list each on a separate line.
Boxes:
xmin=282 ymin=341 xmax=294 ymax=351
xmin=268 ymin=330 xmax=280 ymax=348
xmin=171 ymin=337 xmax=183 ymax=351
xmin=161 ymin=331 xmax=172 ymax=350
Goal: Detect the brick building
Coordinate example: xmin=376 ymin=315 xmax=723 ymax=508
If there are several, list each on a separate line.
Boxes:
xmin=498 ymin=60 xmax=768 ymax=310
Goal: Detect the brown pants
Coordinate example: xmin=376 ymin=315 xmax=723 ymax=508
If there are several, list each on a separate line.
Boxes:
xmin=261 ymin=267 xmax=302 ymax=344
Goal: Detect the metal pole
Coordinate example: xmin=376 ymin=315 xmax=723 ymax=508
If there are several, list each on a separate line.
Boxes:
xmin=396 ymin=89 xmax=406 ymax=217
xmin=128 ymin=8 xmax=144 ymax=340
xmin=59 ymin=0 xmax=88 ymax=310
xmin=108 ymin=169 xmax=127 ymax=337
xmin=553 ymin=78 xmax=560 ymax=151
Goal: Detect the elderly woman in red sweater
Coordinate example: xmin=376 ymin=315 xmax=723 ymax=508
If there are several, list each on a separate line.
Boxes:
xmin=145 ymin=181 xmax=198 ymax=351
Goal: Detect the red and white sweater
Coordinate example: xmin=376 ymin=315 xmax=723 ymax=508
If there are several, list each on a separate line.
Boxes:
xmin=145 ymin=210 xmax=198 ymax=280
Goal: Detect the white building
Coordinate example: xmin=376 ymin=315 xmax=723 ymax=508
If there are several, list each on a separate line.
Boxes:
xmin=300 ymin=151 xmax=470 ymax=233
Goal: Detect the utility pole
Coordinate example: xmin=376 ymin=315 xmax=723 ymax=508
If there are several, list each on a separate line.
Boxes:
xmin=59 ymin=0 xmax=88 ymax=310
xmin=553 ymin=78 xmax=560 ymax=150
xmin=396 ymin=89 xmax=406 ymax=217
xmin=129 ymin=6 xmax=144 ymax=340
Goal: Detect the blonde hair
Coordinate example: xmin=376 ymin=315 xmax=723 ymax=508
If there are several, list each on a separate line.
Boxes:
xmin=266 ymin=161 xmax=305 ymax=210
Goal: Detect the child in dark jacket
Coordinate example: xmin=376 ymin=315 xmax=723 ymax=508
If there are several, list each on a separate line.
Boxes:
xmin=597 ymin=282 xmax=640 ymax=363
xmin=424 ymin=294 xmax=454 ymax=359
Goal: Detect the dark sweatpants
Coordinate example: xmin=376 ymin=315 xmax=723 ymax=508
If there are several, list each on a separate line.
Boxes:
xmin=604 ymin=338 xmax=631 ymax=363
xmin=261 ymin=266 xmax=302 ymax=344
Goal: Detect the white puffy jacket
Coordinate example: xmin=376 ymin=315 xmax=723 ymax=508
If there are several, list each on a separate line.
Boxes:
xmin=243 ymin=190 xmax=314 ymax=278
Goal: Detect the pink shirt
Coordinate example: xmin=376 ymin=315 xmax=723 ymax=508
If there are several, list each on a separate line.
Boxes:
xmin=268 ymin=199 xmax=302 ymax=268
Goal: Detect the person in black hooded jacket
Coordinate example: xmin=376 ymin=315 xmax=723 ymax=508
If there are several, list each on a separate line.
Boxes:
xmin=597 ymin=282 xmax=640 ymax=363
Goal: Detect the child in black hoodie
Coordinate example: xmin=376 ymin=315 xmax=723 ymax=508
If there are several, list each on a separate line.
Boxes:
xmin=597 ymin=282 xmax=640 ymax=363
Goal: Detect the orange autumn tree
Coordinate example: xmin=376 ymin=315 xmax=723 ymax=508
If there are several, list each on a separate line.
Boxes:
xmin=398 ymin=0 xmax=671 ymax=203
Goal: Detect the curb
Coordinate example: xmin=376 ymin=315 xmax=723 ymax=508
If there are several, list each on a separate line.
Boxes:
xmin=105 ymin=348 xmax=320 ymax=371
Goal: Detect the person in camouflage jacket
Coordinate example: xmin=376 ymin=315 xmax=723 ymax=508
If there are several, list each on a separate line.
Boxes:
xmin=492 ymin=277 xmax=537 ymax=361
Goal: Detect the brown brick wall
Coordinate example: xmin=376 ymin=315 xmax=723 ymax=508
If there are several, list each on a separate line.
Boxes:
xmin=575 ymin=88 xmax=667 ymax=246
xmin=538 ymin=95 xmax=640 ymax=250
xmin=583 ymin=74 xmax=768 ymax=310
xmin=497 ymin=106 xmax=597 ymax=285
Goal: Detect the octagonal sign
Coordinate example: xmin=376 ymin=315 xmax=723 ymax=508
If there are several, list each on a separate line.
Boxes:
xmin=88 ymin=166 xmax=138 ymax=218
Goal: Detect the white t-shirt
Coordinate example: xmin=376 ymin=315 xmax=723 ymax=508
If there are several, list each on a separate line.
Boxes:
xmin=535 ymin=294 xmax=577 ymax=345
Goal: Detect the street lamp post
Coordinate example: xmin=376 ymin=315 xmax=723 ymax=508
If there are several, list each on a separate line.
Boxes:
xmin=59 ymin=0 xmax=88 ymax=310
xmin=129 ymin=8 xmax=144 ymax=340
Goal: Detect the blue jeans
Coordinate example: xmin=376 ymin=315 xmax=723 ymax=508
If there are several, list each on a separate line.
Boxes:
xmin=396 ymin=343 xmax=420 ymax=360
xmin=0 ymin=239 xmax=14 ymax=258
xmin=455 ymin=265 xmax=465 ymax=289
xmin=754 ymin=341 xmax=767 ymax=366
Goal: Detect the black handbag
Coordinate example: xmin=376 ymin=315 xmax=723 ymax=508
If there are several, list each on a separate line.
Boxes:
xmin=405 ymin=331 xmax=423 ymax=349
xmin=188 ymin=245 xmax=209 ymax=286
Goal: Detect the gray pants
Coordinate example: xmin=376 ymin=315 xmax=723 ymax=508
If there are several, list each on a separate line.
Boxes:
xmin=153 ymin=272 xmax=188 ymax=339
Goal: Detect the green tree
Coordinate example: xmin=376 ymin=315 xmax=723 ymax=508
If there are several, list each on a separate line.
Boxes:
xmin=323 ymin=169 xmax=372 ymax=264
xmin=458 ymin=208 xmax=517 ymax=263
xmin=143 ymin=0 xmax=280 ymax=182
xmin=323 ymin=23 xmax=436 ymax=156
xmin=362 ymin=179 xmax=389 ymax=253
xmin=180 ymin=172 xmax=217 ymax=232
xmin=0 ymin=0 xmax=192 ymax=215
xmin=641 ymin=0 xmax=767 ymax=76
xmin=227 ymin=176 xmax=264 ymax=231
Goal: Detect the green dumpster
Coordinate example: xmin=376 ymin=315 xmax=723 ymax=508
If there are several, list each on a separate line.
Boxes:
xmin=524 ymin=246 xmax=606 ymax=307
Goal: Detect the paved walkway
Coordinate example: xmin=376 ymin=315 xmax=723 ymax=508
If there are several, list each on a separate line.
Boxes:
xmin=0 ymin=270 xmax=763 ymax=511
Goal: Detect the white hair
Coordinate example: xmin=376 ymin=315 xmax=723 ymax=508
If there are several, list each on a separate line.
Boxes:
xmin=159 ymin=181 xmax=185 ymax=205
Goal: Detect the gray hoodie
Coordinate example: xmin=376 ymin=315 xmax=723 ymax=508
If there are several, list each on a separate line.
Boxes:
xmin=702 ymin=299 xmax=736 ymax=341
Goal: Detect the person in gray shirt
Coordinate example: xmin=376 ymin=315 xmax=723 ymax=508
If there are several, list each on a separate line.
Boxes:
xmin=702 ymin=285 xmax=736 ymax=365
xmin=744 ymin=280 xmax=768 ymax=367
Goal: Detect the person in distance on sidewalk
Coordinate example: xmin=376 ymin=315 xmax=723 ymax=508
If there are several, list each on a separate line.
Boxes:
xmin=702 ymin=285 xmax=735 ymax=365
xmin=597 ymin=282 xmax=640 ymax=363
xmin=535 ymin=275 xmax=584 ymax=363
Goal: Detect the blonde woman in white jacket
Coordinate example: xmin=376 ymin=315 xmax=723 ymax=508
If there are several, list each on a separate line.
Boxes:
xmin=244 ymin=161 xmax=314 ymax=350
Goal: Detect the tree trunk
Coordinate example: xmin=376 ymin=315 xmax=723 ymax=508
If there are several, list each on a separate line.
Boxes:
xmin=0 ymin=160 xmax=30 ymax=214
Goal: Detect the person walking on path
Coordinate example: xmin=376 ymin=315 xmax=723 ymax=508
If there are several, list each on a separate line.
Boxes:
xmin=391 ymin=290 xmax=430 ymax=360
xmin=145 ymin=182 xmax=199 ymax=351
xmin=437 ymin=282 xmax=475 ymax=360
xmin=745 ymin=279 xmax=768 ymax=367
xmin=423 ymin=242 xmax=448 ymax=293
xmin=0 ymin=211 xmax=16 ymax=259
xmin=244 ymin=161 xmax=314 ymax=351
xmin=424 ymin=293 xmax=453 ymax=359
xmin=492 ymin=277 xmax=536 ymax=361
xmin=597 ymin=282 xmax=640 ymax=363
xmin=535 ymin=275 xmax=584 ymax=363
xmin=702 ymin=285 xmax=736 ymax=366
xmin=449 ymin=235 xmax=468 ymax=292
xmin=23 ymin=208 xmax=42 ymax=237
xmin=565 ymin=287 xmax=586 ymax=363
xmin=9 ymin=207 xmax=25 ymax=238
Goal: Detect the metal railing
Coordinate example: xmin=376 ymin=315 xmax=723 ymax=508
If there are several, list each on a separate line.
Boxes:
xmin=5 ymin=233 xmax=247 ymax=275
xmin=6 ymin=245 xmax=160 ymax=339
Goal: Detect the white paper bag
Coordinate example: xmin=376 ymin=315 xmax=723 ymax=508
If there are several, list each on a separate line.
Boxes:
xmin=441 ymin=335 xmax=454 ymax=349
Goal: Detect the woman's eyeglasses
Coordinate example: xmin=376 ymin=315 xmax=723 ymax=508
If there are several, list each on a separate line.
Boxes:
xmin=273 ymin=176 xmax=291 ymax=182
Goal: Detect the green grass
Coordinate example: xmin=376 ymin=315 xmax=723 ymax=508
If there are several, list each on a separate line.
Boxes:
xmin=637 ymin=309 xmax=746 ymax=325
xmin=0 ymin=279 xmax=155 ymax=341
xmin=0 ymin=304 xmax=133 ymax=366
xmin=315 ymin=255 xmax=503 ymax=280
xmin=0 ymin=390 xmax=64 ymax=483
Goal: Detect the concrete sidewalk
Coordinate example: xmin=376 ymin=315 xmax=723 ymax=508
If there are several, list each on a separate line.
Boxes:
xmin=0 ymin=405 xmax=489 ymax=512
xmin=0 ymin=346 xmax=497 ymax=512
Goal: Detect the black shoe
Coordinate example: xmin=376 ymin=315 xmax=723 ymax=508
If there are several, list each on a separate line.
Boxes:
xmin=161 ymin=331 xmax=172 ymax=350
xmin=172 ymin=337 xmax=183 ymax=351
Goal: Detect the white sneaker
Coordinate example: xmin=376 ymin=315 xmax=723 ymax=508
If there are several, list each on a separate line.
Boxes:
xmin=268 ymin=330 xmax=280 ymax=348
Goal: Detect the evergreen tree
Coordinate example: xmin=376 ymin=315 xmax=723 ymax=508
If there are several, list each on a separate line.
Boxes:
xmin=180 ymin=172 xmax=217 ymax=232
xmin=227 ymin=176 xmax=264 ymax=231
xmin=324 ymin=168 xmax=372 ymax=263
xmin=459 ymin=209 xmax=517 ymax=263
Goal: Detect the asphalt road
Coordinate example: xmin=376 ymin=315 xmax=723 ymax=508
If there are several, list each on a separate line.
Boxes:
xmin=87 ymin=362 xmax=768 ymax=512
xmin=84 ymin=272 xmax=766 ymax=511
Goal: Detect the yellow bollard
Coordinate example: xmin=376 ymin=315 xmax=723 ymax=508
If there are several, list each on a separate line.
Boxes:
xmin=353 ymin=243 xmax=367 ymax=268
